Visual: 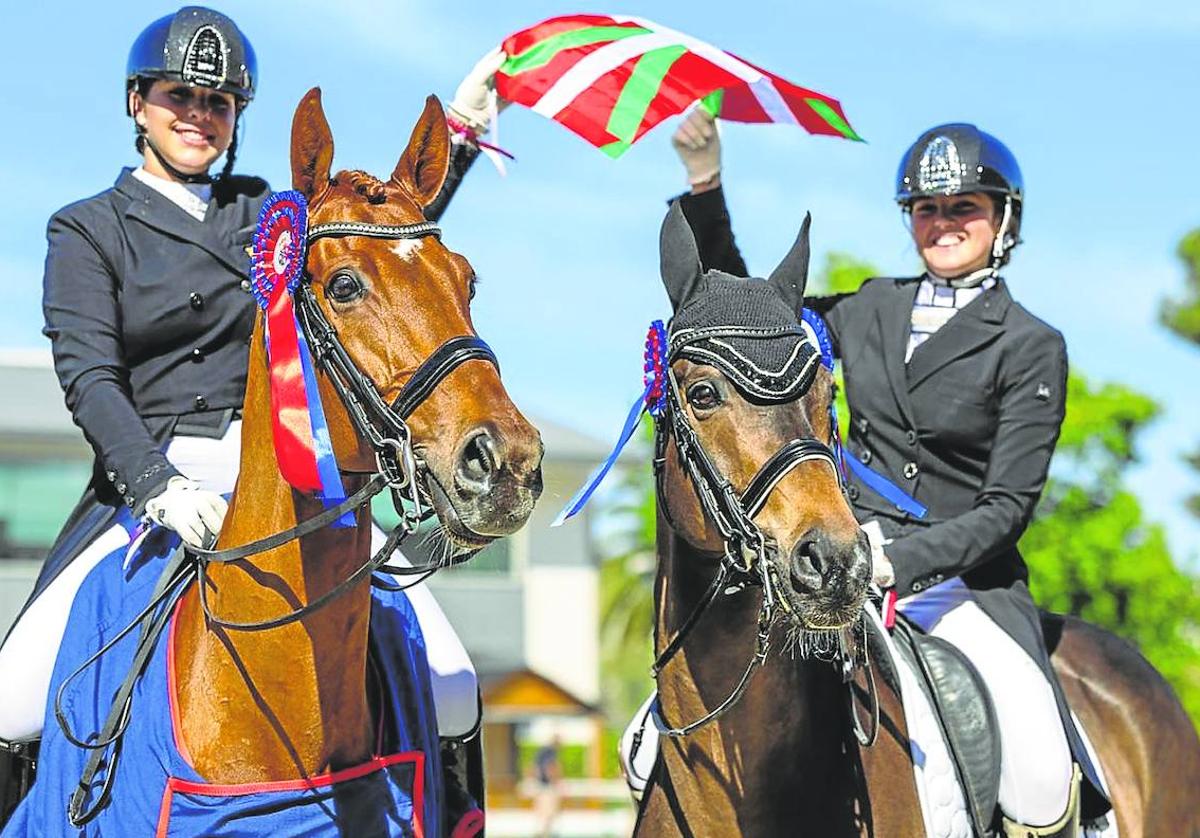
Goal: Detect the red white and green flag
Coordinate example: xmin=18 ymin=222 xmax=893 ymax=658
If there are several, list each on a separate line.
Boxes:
xmin=495 ymin=14 xmax=862 ymax=158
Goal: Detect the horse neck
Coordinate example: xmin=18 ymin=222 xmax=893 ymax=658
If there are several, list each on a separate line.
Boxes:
xmin=653 ymin=525 xmax=860 ymax=830
xmin=173 ymin=326 xmax=377 ymax=781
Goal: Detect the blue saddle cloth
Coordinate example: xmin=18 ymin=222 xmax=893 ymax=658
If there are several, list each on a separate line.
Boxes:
xmin=4 ymin=511 xmax=443 ymax=837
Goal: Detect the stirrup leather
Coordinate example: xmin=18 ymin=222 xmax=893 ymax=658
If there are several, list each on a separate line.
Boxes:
xmin=1001 ymin=764 xmax=1081 ymax=838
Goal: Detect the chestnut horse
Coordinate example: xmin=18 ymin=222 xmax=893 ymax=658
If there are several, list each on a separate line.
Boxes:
xmin=633 ymin=207 xmax=1200 ymax=836
xmin=171 ymin=90 xmax=544 ymax=788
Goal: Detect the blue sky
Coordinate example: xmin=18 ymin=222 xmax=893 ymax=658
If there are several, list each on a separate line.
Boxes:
xmin=1 ymin=1 xmax=1197 ymax=559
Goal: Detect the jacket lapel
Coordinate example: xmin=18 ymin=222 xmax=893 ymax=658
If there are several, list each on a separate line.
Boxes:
xmin=875 ymin=279 xmax=921 ymax=430
xmin=905 ymin=281 xmax=1010 ymax=390
xmin=114 ymin=170 xmax=248 ymax=275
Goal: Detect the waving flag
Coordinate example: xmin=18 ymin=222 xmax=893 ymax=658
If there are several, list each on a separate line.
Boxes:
xmin=496 ymin=14 xmax=861 ymax=158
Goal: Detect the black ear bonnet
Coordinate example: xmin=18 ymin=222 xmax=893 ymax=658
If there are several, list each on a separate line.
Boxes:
xmin=658 ymin=203 xmax=819 ymax=403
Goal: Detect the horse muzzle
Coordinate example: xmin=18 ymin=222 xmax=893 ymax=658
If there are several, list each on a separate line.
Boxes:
xmin=784 ymin=527 xmax=871 ymax=628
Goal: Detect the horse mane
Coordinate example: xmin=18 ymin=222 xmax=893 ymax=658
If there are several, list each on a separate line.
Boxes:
xmin=330 ymin=169 xmax=389 ymax=204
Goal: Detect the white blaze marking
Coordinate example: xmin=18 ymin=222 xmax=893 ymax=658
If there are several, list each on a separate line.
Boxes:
xmin=391 ymin=239 xmax=424 ymax=261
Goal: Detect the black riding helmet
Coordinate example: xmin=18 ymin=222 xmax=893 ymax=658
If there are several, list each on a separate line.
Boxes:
xmin=125 ymin=6 xmax=257 ymax=115
xmin=125 ymin=7 xmax=257 ymax=182
xmin=895 ymin=123 xmax=1023 ymax=271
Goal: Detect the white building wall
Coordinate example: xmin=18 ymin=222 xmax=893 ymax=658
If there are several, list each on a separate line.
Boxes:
xmin=522 ymin=564 xmax=600 ymax=704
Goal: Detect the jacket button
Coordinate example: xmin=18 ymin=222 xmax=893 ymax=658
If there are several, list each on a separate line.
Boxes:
xmin=911 ymin=581 xmax=925 ymax=593
xmin=847 ymin=485 xmax=860 ymax=501
xmin=903 ymin=461 xmax=919 ymax=479
xmin=859 ymin=449 xmax=872 ymax=465
xmin=189 ymin=292 xmax=205 ymax=310
xmin=905 ymin=429 xmax=917 ymax=446
xmin=191 ymin=348 xmax=204 ymax=362
xmin=194 ymin=395 xmax=208 ymax=410
xmin=240 ymin=279 xmax=252 ymax=292
xmin=856 ymin=416 xmax=869 ymax=434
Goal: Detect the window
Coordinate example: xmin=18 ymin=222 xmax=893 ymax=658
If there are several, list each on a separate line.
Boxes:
xmin=0 ymin=461 xmax=91 ymax=558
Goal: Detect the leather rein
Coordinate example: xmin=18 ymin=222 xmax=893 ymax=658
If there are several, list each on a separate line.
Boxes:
xmin=58 ymin=215 xmax=498 ymax=825
xmin=646 ymin=334 xmax=877 ymax=744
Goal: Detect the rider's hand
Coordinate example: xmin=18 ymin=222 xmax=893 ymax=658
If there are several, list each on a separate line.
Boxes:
xmin=448 ymin=47 xmax=507 ymax=134
xmin=860 ymin=521 xmax=895 ymax=589
xmin=671 ymin=107 xmax=722 ymax=191
xmin=144 ymin=476 xmax=227 ymax=549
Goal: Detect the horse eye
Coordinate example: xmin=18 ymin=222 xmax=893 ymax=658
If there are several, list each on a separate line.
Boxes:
xmin=326 ymin=272 xmax=364 ymax=303
xmin=687 ymin=382 xmax=722 ymax=411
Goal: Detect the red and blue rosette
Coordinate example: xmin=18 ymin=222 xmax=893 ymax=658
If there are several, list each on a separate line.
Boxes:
xmin=643 ymin=319 xmax=668 ymax=417
xmin=552 ymin=320 xmax=669 ymax=527
xmin=250 ymin=190 xmax=352 ymax=526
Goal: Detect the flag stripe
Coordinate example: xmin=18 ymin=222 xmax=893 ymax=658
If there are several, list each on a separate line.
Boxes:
xmin=532 ymin=32 xmax=684 ymax=118
xmin=606 ymin=45 xmax=687 ymax=143
xmin=804 ymin=98 xmax=862 ymax=141
xmin=503 ymin=24 xmax=651 ymax=76
xmin=503 ymin=14 xmax=626 ymax=55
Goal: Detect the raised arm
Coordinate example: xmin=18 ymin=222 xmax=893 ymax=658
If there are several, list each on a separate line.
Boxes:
xmin=426 ymin=48 xmax=506 ymax=223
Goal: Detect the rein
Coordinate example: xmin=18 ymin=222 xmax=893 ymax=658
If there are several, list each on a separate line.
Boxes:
xmin=59 ymin=216 xmax=498 ymax=826
xmin=648 ymin=335 xmax=873 ymax=741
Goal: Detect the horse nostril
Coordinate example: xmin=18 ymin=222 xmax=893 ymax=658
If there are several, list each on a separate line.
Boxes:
xmin=456 ymin=430 xmax=498 ymax=495
xmin=790 ymin=537 xmax=824 ymax=594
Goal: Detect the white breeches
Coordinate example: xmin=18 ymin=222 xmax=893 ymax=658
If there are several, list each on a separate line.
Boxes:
xmin=619 ymin=596 xmax=1075 ymax=828
xmin=918 ymin=596 xmax=1074 ymax=828
xmin=0 ymin=422 xmax=479 ymax=741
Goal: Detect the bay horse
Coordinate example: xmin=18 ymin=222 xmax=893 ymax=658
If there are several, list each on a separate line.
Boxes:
xmin=6 ymin=90 xmax=542 ymax=835
xmin=633 ymin=206 xmax=1200 ymax=836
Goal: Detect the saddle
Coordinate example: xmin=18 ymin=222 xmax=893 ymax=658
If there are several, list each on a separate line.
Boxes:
xmin=888 ymin=615 xmax=1002 ymax=837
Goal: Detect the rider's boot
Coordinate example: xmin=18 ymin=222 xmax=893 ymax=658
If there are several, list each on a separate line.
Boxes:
xmin=441 ymin=709 xmax=486 ymax=838
xmin=1000 ymin=765 xmax=1081 ymax=838
xmin=0 ymin=739 xmax=38 ymax=826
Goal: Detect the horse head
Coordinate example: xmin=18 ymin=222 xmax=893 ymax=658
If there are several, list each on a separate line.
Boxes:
xmin=289 ymin=88 xmax=543 ymax=551
xmin=656 ymin=203 xmax=870 ymax=632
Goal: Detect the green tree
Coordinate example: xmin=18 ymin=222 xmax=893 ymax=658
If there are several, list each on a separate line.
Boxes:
xmin=1159 ymin=226 xmax=1200 ymax=516
xmin=597 ymin=421 xmax=657 ymax=723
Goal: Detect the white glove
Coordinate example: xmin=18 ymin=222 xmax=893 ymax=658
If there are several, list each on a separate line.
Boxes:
xmin=671 ymin=107 xmax=722 ymax=187
xmin=861 ymin=520 xmax=895 ymax=589
xmin=144 ymin=476 xmax=228 ymax=548
xmin=447 ymin=47 xmax=507 ymax=134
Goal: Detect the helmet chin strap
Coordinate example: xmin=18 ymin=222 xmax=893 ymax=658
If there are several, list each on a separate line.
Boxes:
xmin=927 ymin=195 xmax=1015 ymax=289
xmin=142 ymin=134 xmax=213 ymax=185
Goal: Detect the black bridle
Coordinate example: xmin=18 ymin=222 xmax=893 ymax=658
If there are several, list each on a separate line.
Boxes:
xmin=644 ymin=328 xmax=875 ymax=742
xmin=60 ymin=216 xmax=501 ymax=825
xmin=189 ymin=218 xmax=499 ymax=632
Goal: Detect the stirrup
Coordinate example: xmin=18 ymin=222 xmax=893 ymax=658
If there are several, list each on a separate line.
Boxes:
xmin=1001 ymin=765 xmax=1081 ymax=838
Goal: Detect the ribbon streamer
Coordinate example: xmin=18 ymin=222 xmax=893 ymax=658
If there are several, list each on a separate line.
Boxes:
xmin=553 ymin=320 xmax=668 ymax=526
xmin=250 ymin=191 xmax=352 ymax=526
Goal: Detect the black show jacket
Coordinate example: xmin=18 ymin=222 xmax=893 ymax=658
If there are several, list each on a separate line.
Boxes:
xmin=43 ymin=168 xmax=269 ymax=513
xmin=677 ymin=188 xmax=1068 ymax=598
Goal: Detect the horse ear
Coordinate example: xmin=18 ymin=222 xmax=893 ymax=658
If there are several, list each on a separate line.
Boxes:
xmin=291 ymin=88 xmax=335 ymax=199
xmin=660 ymin=202 xmax=703 ymax=310
xmin=768 ymin=212 xmax=812 ymax=314
xmin=391 ymin=95 xmax=451 ymax=209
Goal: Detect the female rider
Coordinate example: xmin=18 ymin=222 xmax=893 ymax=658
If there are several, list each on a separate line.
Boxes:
xmin=0 ymin=6 xmax=494 ymax=818
xmin=640 ymin=109 xmax=1108 ymax=837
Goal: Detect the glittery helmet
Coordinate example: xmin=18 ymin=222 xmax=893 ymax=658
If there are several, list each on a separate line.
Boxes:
xmin=125 ymin=7 xmax=257 ymax=114
xmin=894 ymin=123 xmax=1022 ymax=208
